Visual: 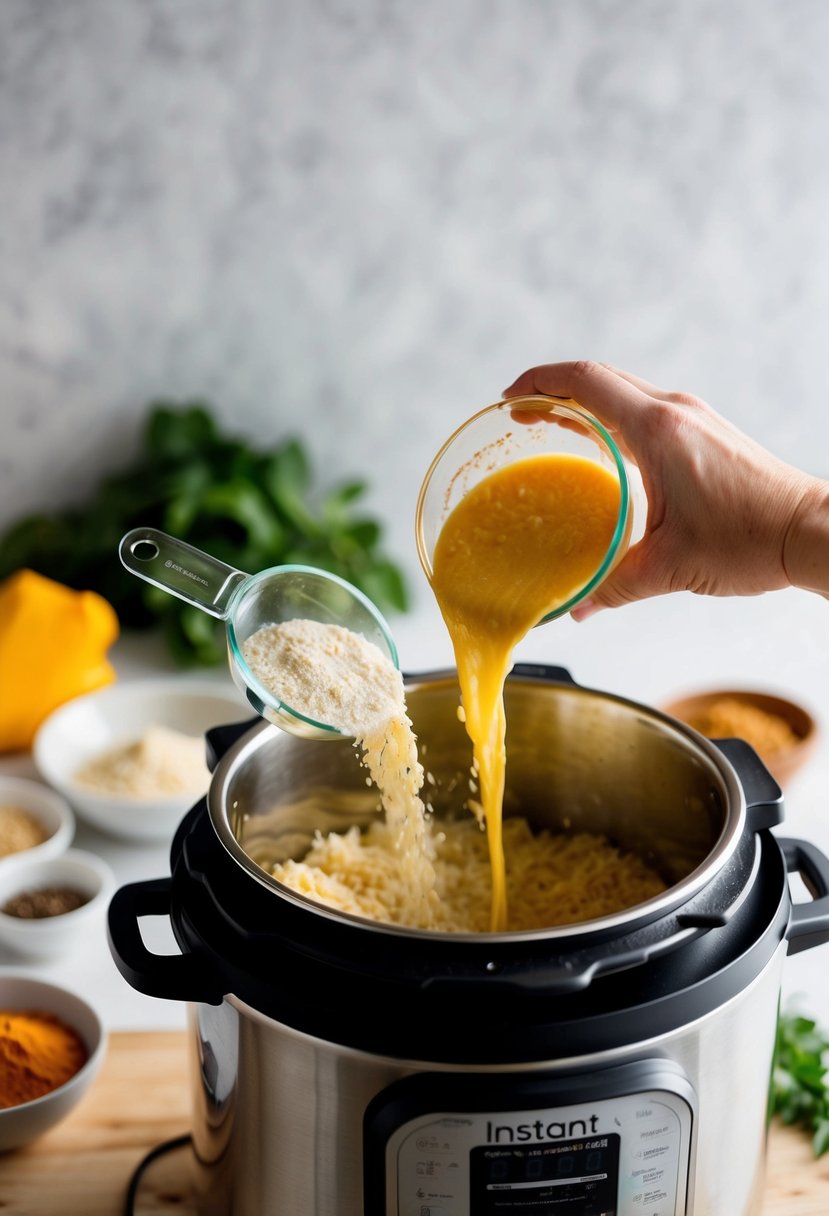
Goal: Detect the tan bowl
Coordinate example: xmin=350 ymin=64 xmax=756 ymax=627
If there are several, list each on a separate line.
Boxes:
xmin=661 ymin=688 xmax=818 ymax=787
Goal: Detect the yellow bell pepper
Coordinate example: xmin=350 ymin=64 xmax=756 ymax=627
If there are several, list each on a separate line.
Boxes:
xmin=0 ymin=569 xmax=119 ymax=752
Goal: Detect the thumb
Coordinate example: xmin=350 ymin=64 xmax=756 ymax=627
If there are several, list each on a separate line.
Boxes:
xmin=571 ymin=543 xmax=656 ymax=621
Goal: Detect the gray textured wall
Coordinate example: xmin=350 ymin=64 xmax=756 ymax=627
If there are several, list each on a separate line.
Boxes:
xmin=2 ymin=0 xmax=829 ymax=593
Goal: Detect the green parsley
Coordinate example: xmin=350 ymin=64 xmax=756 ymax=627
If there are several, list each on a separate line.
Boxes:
xmin=0 ymin=402 xmax=408 ymax=666
xmin=772 ymin=1012 xmax=829 ymax=1156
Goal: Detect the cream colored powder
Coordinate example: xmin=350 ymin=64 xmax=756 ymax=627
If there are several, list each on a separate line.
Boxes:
xmin=242 ymin=619 xmax=437 ymax=925
xmin=74 ymin=725 xmax=210 ymax=798
xmin=0 ymin=806 xmax=49 ymax=859
xmin=241 ymin=619 xmax=403 ymax=736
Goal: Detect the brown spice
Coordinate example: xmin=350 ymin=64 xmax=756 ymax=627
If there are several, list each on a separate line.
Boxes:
xmin=0 ymin=805 xmax=49 ymax=859
xmin=2 ymin=887 xmax=90 ymax=919
xmin=684 ymin=697 xmax=799 ymax=760
xmin=0 ymin=1009 xmax=88 ymax=1108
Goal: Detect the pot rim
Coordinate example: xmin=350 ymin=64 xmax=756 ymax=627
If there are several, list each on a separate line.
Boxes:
xmin=206 ymin=670 xmax=749 ymax=943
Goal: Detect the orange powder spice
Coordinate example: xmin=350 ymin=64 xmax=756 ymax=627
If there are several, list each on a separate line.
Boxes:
xmin=0 ymin=1009 xmax=89 ymax=1109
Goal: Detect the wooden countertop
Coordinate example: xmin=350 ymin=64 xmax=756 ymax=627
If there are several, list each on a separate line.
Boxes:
xmin=0 ymin=1031 xmax=827 ymax=1214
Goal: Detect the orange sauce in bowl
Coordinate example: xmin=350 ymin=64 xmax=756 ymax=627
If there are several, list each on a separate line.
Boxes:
xmin=430 ymin=451 xmax=622 ymax=930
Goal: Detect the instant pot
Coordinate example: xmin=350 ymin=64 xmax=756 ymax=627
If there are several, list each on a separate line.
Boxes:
xmin=108 ymin=665 xmax=829 ymax=1216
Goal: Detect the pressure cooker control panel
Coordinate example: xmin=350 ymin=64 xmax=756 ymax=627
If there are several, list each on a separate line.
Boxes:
xmin=363 ymin=1061 xmax=696 ymax=1216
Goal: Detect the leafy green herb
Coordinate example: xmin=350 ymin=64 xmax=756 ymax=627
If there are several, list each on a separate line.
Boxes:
xmin=0 ymin=402 xmax=408 ymax=666
xmin=771 ymin=1012 xmax=829 ymax=1156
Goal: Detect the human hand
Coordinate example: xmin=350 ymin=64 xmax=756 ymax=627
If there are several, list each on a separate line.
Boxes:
xmin=503 ymin=361 xmax=828 ymax=618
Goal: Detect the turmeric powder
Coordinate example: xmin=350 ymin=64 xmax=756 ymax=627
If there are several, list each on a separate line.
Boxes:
xmin=0 ymin=1009 xmax=88 ymax=1109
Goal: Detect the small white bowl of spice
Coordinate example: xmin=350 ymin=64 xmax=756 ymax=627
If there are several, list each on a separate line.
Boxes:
xmin=33 ymin=677 xmax=249 ymax=841
xmin=0 ymin=849 xmax=116 ymax=960
xmin=0 ymin=776 xmax=75 ymax=869
xmin=0 ymin=973 xmax=106 ymax=1150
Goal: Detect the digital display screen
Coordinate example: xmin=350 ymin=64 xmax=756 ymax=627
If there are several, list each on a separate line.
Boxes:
xmin=469 ymin=1134 xmax=620 ymax=1215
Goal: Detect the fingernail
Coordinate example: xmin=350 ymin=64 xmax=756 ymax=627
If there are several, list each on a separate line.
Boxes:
xmin=571 ymin=598 xmax=598 ymax=622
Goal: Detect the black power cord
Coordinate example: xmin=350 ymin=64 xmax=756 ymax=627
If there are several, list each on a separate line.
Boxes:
xmin=123 ymin=1133 xmax=193 ymax=1215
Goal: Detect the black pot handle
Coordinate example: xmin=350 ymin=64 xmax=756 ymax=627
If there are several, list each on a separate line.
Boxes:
xmin=107 ymin=878 xmax=224 ymax=1005
xmin=713 ymin=738 xmax=784 ymax=831
xmin=510 ymin=663 xmax=577 ymax=686
xmin=781 ymin=837 xmax=829 ymax=955
xmin=205 ymin=717 xmax=259 ymax=770
xmin=423 ymin=919 xmax=704 ymax=998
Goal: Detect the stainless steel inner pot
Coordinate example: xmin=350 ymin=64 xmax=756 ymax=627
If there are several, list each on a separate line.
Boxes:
xmin=207 ymin=666 xmax=750 ymax=937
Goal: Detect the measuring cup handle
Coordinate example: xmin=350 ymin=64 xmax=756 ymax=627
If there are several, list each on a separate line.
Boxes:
xmin=119 ymin=527 xmax=247 ymax=620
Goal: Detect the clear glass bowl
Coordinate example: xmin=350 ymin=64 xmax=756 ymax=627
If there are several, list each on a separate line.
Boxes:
xmin=415 ymin=395 xmax=632 ymax=623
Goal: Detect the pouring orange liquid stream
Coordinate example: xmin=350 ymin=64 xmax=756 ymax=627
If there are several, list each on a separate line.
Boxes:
xmin=430 ymin=451 xmax=622 ymax=931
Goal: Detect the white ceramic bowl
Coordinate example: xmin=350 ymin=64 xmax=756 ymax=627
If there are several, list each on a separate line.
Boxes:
xmin=0 ymin=776 xmax=74 ymax=869
xmin=0 ymin=973 xmax=106 ymax=1151
xmin=33 ymin=677 xmax=249 ymax=841
xmin=0 ymin=849 xmax=116 ymax=960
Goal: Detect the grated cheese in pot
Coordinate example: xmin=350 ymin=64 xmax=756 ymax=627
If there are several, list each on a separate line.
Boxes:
xmin=73 ymin=725 xmax=210 ymax=798
xmin=273 ymin=814 xmax=667 ymax=933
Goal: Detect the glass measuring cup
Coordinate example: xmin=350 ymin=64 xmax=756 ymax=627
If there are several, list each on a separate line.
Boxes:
xmin=415 ymin=395 xmax=635 ymax=623
xmin=119 ymin=527 xmax=399 ymax=740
